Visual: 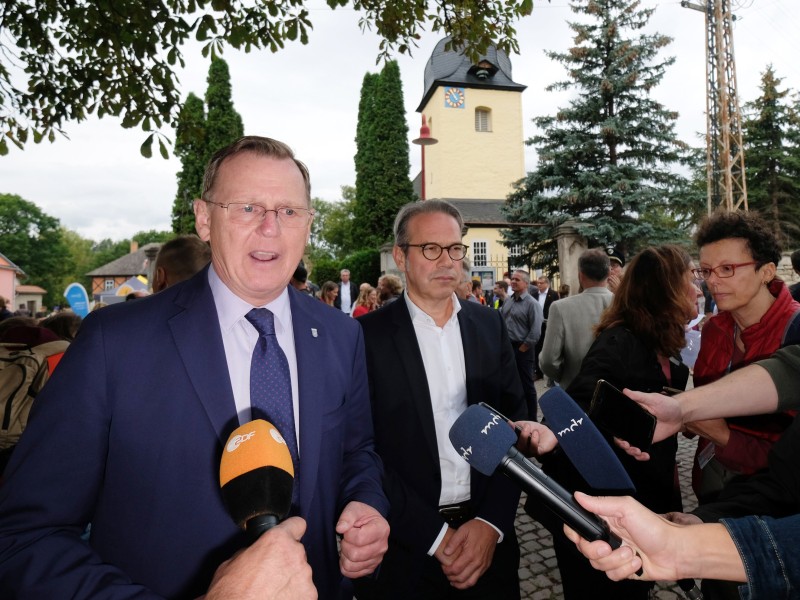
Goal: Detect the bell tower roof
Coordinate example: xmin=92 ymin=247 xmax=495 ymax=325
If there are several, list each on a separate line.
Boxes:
xmin=417 ymin=37 xmax=526 ymax=112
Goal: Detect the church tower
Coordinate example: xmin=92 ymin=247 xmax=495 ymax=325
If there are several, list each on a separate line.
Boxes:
xmin=414 ymin=39 xmax=527 ymax=283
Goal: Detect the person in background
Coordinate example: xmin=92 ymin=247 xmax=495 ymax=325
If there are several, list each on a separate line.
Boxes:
xmin=335 ymin=269 xmax=358 ymax=315
xmin=530 ymin=275 xmax=559 ymax=380
xmin=377 ymin=274 xmax=403 ymax=307
xmin=472 ymin=280 xmax=487 ymax=305
xmin=0 ymin=135 xmax=389 ymax=599
xmin=558 ymin=283 xmax=570 ymax=299
xmin=40 ymin=311 xmax=83 ymax=342
xmin=0 ymin=297 xmax=12 ymax=321
xmin=539 ymin=248 xmax=612 ymax=390
xmin=319 ymin=281 xmax=339 ymax=307
xmin=606 ymin=247 xmax=625 ymax=293
xmin=531 ymin=245 xmax=699 ymax=600
xmin=352 ymin=286 xmax=378 ymax=318
xmin=492 ymin=280 xmax=509 ymax=309
xmin=13 ymin=304 xmax=31 ymax=317
xmin=290 ymin=264 xmax=315 ymax=296
xmin=500 ymin=270 xmax=543 ymax=421
xmin=124 ymin=290 xmax=150 ymax=301
xmin=152 ymin=235 xmax=211 ymax=293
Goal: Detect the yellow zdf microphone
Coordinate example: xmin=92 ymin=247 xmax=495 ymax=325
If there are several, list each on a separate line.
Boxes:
xmin=220 ymin=419 xmax=294 ymax=542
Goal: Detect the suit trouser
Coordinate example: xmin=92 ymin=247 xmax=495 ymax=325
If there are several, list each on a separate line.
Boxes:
xmin=511 ymin=341 xmax=538 ymax=420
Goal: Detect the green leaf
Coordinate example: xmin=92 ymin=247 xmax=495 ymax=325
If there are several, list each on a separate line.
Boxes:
xmin=158 ymin=137 xmax=169 ymax=159
xmin=140 ymin=133 xmax=154 ymax=158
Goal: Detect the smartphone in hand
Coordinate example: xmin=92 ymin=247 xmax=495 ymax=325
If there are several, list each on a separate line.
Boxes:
xmin=478 ymin=402 xmax=523 ymax=435
xmin=589 ymin=380 xmax=657 ymax=451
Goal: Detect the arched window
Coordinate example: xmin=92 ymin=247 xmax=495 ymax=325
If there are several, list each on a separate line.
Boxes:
xmin=475 ymin=107 xmax=491 ymax=132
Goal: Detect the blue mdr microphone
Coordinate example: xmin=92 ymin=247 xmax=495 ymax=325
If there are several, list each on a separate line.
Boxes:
xmin=539 ymin=387 xmax=635 ymax=492
xmin=449 ymin=403 xmax=623 ymax=549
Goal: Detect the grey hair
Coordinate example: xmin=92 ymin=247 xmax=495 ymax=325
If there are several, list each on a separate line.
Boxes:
xmin=393 ymin=200 xmax=464 ymax=248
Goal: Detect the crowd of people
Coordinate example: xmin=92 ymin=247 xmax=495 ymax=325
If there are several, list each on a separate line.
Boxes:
xmin=1 ymin=134 xmax=799 ymax=600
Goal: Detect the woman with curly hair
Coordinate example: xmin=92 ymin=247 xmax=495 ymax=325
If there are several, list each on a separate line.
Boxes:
xmin=529 ymin=245 xmax=700 ymax=600
xmin=689 ymin=210 xmax=799 ymax=501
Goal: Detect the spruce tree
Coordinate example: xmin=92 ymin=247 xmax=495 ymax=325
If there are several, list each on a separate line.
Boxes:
xmin=353 ymin=62 xmax=415 ymax=249
xmin=204 ymin=57 xmax=245 ymax=163
xmin=503 ymin=0 xmax=695 ymax=273
xmin=171 ymin=93 xmax=207 ymax=234
xmin=742 ymin=66 xmax=800 ymax=246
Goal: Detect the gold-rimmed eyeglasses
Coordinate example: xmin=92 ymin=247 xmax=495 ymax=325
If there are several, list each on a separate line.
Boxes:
xmin=691 ymin=262 xmax=758 ymax=281
xmin=402 ymin=243 xmax=468 ymax=261
xmin=203 ymin=200 xmax=314 ymax=227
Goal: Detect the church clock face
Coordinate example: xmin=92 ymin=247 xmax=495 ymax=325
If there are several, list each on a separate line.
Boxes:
xmin=444 ymin=86 xmax=465 ymax=109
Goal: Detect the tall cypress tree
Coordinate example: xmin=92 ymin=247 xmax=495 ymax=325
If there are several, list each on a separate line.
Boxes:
xmin=171 ymin=93 xmax=207 ymax=234
xmin=353 ymin=62 xmax=414 ymax=249
xmin=204 ymin=57 xmax=244 ymax=164
xmin=743 ymin=66 xmax=800 ymax=246
xmin=503 ymin=0 xmax=695 ymax=273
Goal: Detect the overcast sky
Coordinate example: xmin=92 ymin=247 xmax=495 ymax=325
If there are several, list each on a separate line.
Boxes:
xmin=1 ymin=0 xmax=798 ymax=242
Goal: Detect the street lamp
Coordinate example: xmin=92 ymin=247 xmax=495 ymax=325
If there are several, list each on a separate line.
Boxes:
xmin=412 ymin=114 xmax=438 ymax=200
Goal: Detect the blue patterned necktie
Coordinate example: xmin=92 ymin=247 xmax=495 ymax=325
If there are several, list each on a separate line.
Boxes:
xmin=245 ymin=308 xmax=299 ymax=501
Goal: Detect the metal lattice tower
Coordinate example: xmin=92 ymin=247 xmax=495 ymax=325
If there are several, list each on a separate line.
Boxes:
xmin=682 ymin=0 xmax=748 ymax=213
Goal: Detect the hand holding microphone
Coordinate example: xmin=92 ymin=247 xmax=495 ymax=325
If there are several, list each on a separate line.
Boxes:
xmin=205 ymin=517 xmax=317 ymax=600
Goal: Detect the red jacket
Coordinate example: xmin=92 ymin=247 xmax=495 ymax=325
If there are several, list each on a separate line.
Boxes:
xmin=693 ymin=279 xmax=799 ymax=478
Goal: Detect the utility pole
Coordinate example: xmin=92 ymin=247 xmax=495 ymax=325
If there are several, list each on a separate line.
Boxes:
xmin=682 ymin=0 xmax=748 ymax=213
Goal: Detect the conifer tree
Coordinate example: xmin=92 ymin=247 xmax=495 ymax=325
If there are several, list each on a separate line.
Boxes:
xmin=353 ymin=62 xmax=415 ymax=249
xmin=171 ymin=93 xmax=207 ymax=234
xmin=503 ymin=0 xmax=696 ymax=273
xmin=204 ymin=57 xmax=245 ymax=165
xmin=742 ymin=66 xmax=800 ymax=246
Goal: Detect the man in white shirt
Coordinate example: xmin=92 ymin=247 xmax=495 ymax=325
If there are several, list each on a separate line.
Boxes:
xmin=355 ymin=200 xmax=526 ymax=599
xmin=335 ymin=269 xmax=358 ymax=314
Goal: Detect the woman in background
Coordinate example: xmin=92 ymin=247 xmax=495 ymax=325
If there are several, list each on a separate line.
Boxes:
xmin=526 ymin=245 xmax=700 ymax=600
xmin=352 ymin=286 xmax=378 ymax=318
xmin=319 ymin=281 xmax=339 ymax=307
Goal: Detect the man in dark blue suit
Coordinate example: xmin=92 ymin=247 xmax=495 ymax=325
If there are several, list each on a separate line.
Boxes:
xmin=355 ymin=200 xmax=525 ymax=599
xmin=0 ymin=136 xmax=389 ymax=599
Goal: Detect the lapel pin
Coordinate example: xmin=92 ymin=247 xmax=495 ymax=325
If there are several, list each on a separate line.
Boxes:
xmin=311 ymin=328 xmax=318 ymax=338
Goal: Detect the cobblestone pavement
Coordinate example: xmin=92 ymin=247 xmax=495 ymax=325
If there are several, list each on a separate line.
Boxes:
xmin=518 ymin=380 xmax=700 ymax=599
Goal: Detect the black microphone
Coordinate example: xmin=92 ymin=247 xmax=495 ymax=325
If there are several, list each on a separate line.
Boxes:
xmin=219 ymin=419 xmax=295 ymax=542
xmin=449 ymin=404 xmax=622 ymax=549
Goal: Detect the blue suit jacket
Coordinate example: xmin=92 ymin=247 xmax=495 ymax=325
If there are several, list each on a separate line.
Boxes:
xmin=0 ymin=268 xmax=388 ymax=599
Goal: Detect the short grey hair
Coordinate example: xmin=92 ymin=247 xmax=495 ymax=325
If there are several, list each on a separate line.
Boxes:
xmin=393 ymin=200 xmax=464 ymax=249
xmin=513 ymin=269 xmax=530 ymax=284
xmin=202 ymin=136 xmax=311 ymax=204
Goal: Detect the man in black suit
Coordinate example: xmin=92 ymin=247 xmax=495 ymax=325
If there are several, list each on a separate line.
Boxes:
xmin=334 ymin=268 xmax=359 ymax=314
xmin=530 ymin=275 xmax=559 ymax=380
xmin=355 ymin=200 xmax=526 ymax=599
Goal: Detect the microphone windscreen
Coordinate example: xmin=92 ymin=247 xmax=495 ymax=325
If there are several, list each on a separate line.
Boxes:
xmin=539 ymin=387 xmax=635 ymax=491
xmin=220 ymin=419 xmax=294 ymax=530
xmin=449 ymin=404 xmax=517 ymax=476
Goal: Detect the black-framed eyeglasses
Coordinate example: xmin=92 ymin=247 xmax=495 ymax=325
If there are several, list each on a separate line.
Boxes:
xmin=402 ymin=243 xmax=468 ymax=261
xmin=203 ymin=200 xmax=314 ymax=227
xmin=691 ymin=261 xmax=758 ymax=281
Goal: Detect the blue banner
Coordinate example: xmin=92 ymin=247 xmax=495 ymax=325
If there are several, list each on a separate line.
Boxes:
xmin=64 ymin=283 xmax=90 ymax=318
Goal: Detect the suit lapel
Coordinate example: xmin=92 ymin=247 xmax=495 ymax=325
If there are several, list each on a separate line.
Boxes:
xmin=389 ymin=300 xmax=440 ymax=462
xmin=169 ymin=268 xmax=238 ymax=442
xmin=288 ymin=288 xmax=326 ymax=514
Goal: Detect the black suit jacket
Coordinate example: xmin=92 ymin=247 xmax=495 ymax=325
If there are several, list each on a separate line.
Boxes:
xmin=356 ymin=296 xmax=526 ymax=591
xmin=530 ymin=287 xmax=559 ymax=320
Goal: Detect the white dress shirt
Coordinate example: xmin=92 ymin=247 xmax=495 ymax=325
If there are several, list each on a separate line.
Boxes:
xmin=208 ymin=265 xmax=301 ymax=447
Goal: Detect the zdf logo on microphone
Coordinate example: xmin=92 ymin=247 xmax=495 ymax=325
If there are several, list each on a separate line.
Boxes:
xmin=226 ymin=430 xmax=256 ymax=452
